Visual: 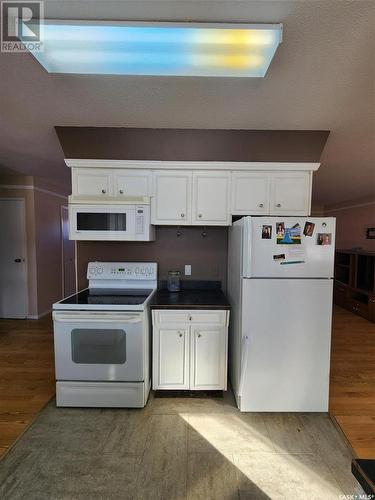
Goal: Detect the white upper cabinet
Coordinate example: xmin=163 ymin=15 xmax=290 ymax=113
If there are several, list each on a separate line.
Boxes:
xmin=192 ymin=171 xmax=231 ymax=225
xmin=72 ymin=168 xmax=113 ymax=196
xmin=114 ymin=170 xmax=151 ymax=197
xmin=270 ymin=172 xmax=311 ymax=215
xmin=152 ymin=171 xmax=192 ymax=225
xmin=68 ymin=161 xmax=316 ymax=221
xmin=231 ymin=172 xmax=270 ymax=215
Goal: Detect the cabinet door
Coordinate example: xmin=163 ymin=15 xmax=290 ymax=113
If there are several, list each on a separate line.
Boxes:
xmin=270 ymin=172 xmax=311 ymax=215
xmin=192 ymin=172 xmax=230 ymax=225
xmin=152 ymin=171 xmax=192 ymax=225
xmin=231 ymin=172 xmax=270 ymax=215
xmin=71 ymin=168 xmax=113 ymax=196
xmin=155 ymin=327 xmax=189 ymax=389
xmin=113 ymin=170 xmax=152 ymax=197
xmin=190 ymin=326 xmax=226 ymax=390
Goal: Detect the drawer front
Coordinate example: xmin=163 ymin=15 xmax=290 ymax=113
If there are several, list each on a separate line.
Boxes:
xmin=155 ymin=310 xmax=226 ymax=325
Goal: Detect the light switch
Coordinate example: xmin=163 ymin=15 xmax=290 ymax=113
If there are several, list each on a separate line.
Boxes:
xmin=185 ymin=265 xmax=192 ymax=276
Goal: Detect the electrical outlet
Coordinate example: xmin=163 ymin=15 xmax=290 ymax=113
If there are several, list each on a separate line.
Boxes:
xmin=185 ymin=264 xmax=192 ymax=276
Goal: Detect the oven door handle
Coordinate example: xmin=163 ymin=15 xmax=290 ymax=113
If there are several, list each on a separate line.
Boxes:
xmin=53 ymin=312 xmax=142 ymax=323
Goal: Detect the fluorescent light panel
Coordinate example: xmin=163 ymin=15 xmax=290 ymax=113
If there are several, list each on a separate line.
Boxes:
xmin=23 ymin=21 xmax=283 ymax=77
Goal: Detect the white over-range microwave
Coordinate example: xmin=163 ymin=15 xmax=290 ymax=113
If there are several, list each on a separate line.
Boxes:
xmin=68 ymin=196 xmax=155 ymax=241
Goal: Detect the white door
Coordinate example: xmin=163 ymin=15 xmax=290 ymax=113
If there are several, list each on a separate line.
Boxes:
xmin=113 ymin=169 xmax=151 ymax=197
xmin=240 ymin=278 xmax=333 ymax=411
xmin=71 ymin=168 xmax=113 ymax=196
xmin=243 ymin=217 xmax=336 ymax=278
xmin=190 ymin=325 xmax=225 ymax=389
xmin=0 ymin=199 xmax=27 ymax=318
xmin=192 ymin=171 xmax=230 ymax=225
xmin=156 ymin=327 xmax=189 ymax=388
xmin=152 ymin=171 xmax=192 ymax=225
xmin=270 ymin=172 xmax=311 ymax=215
xmin=231 ymin=172 xmax=269 ymax=215
xmin=61 ymin=207 xmax=76 ymax=297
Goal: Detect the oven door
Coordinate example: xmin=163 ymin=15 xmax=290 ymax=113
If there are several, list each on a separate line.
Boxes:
xmin=68 ymin=204 xmax=136 ymax=241
xmin=53 ymin=311 xmax=144 ymax=382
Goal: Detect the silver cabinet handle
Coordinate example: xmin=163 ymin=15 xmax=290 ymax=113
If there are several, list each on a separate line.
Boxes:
xmin=258 ymin=203 xmax=264 ymax=208
xmin=198 ymin=214 xmax=202 ymax=218
xmin=276 ymin=203 xmax=281 ymax=208
xmin=119 ymin=189 xmax=124 ymax=194
xmin=197 ymin=333 xmax=202 ymax=338
xmin=181 ymin=213 xmax=185 ymax=218
xmin=101 ymin=189 xmax=106 ymax=194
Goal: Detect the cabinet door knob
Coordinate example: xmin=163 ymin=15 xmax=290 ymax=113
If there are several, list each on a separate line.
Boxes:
xmin=119 ymin=189 xmax=124 ymax=194
xmin=181 ymin=213 xmax=185 ymax=218
xmin=258 ymin=203 xmax=264 ymax=208
xmin=198 ymin=213 xmax=202 ymax=218
xmin=276 ymin=203 xmax=281 ymax=208
xmin=189 ymin=316 xmax=192 ymax=321
xmin=178 ymin=332 xmax=183 ymax=337
xmin=101 ymin=189 xmax=106 ymax=194
xmin=197 ymin=333 xmax=202 ymax=338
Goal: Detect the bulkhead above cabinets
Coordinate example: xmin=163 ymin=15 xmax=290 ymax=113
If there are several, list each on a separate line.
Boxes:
xmin=66 ymin=159 xmax=319 ymax=227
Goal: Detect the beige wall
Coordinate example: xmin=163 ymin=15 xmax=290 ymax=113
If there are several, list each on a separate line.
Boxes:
xmin=325 ymin=198 xmax=375 ymax=251
xmin=0 ymin=175 xmax=68 ymax=318
xmin=34 ymin=189 xmax=68 ymax=315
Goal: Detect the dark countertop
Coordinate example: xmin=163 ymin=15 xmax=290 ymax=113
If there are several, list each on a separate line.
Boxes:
xmin=149 ymin=287 xmax=231 ymax=310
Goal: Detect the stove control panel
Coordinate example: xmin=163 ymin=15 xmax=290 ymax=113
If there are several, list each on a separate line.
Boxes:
xmin=87 ymin=262 xmax=157 ymax=280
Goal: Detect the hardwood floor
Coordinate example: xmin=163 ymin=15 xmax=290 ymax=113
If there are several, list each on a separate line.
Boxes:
xmin=0 ymin=307 xmax=373 ymax=462
xmin=0 ymin=316 xmax=55 ymax=459
xmin=329 ymin=306 xmax=375 ymax=458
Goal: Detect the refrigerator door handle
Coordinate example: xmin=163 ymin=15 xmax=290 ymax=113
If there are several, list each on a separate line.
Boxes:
xmin=239 ymin=335 xmax=251 ymax=396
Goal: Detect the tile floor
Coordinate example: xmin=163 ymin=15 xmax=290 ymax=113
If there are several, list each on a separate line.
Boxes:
xmin=0 ymin=390 xmax=364 ymax=500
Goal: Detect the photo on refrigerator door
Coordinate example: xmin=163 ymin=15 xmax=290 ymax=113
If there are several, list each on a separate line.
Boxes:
xmin=317 ymin=233 xmax=332 ymax=245
xmin=276 ymin=223 xmax=301 ymax=245
xmin=262 ymin=225 xmax=272 ymax=239
xmin=303 ymin=221 xmax=315 ymax=237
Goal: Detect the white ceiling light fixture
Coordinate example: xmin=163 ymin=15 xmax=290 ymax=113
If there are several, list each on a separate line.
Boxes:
xmin=21 ymin=20 xmax=283 ymax=77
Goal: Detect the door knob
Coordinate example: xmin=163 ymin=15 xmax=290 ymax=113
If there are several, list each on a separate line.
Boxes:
xmin=276 ymin=203 xmax=281 ymax=208
xmin=181 ymin=213 xmax=185 ymax=218
xmin=258 ymin=203 xmax=264 ymax=208
xmin=198 ymin=214 xmax=202 ymax=218
xmin=197 ymin=333 xmax=202 ymax=338
xmin=119 ymin=189 xmax=124 ymax=194
xmin=101 ymin=189 xmax=106 ymax=194
xmin=178 ymin=332 xmax=183 ymax=337
xmin=14 ymin=258 xmax=22 ymax=263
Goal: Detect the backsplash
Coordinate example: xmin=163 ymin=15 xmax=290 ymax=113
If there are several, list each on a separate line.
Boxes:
xmin=76 ymin=226 xmax=228 ymax=291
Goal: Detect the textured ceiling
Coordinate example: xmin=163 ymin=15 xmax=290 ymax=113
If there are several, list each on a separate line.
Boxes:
xmin=0 ymin=0 xmax=373 ymax=205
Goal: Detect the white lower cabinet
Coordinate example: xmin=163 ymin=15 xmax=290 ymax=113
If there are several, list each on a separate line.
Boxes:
xmin=190 ymin=325 xmax=225 ymax=389
xmin=158 ymin=327 xmax=189 ymax=389
xmin=152 ymin=309 xmax=229 ymax=391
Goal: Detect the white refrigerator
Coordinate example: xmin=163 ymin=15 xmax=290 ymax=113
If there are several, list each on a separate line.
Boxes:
xmin=228 ymin=216 xmax=336 ymax=412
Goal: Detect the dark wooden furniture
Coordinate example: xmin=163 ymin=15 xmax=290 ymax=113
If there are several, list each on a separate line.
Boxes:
xmin=334 ymin=250 xmax=375 ymax=322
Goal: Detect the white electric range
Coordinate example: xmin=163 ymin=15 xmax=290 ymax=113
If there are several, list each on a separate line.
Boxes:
xmin=52 ymin=262 xmax=157 ymax=408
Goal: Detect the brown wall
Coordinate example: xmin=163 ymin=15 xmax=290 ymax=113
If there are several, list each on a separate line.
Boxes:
xmin=77 ymin=226 xmax=228 ymax=291
xmin=56 ymin=127 xmax=329 ymax=163
xmin=325 ymin=199 xmax=375 ymax=252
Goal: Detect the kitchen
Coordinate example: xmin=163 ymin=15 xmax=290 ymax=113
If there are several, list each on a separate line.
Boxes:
xmin=0 ymin=1 xmax=374 ymax=499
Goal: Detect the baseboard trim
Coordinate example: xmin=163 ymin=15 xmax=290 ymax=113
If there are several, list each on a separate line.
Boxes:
xmin=27 ymin=309 xmax=51 ymax=320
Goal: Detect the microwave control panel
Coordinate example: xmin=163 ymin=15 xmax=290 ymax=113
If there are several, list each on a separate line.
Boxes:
xmin=135 ymin=206 xmax=145 ymax=234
